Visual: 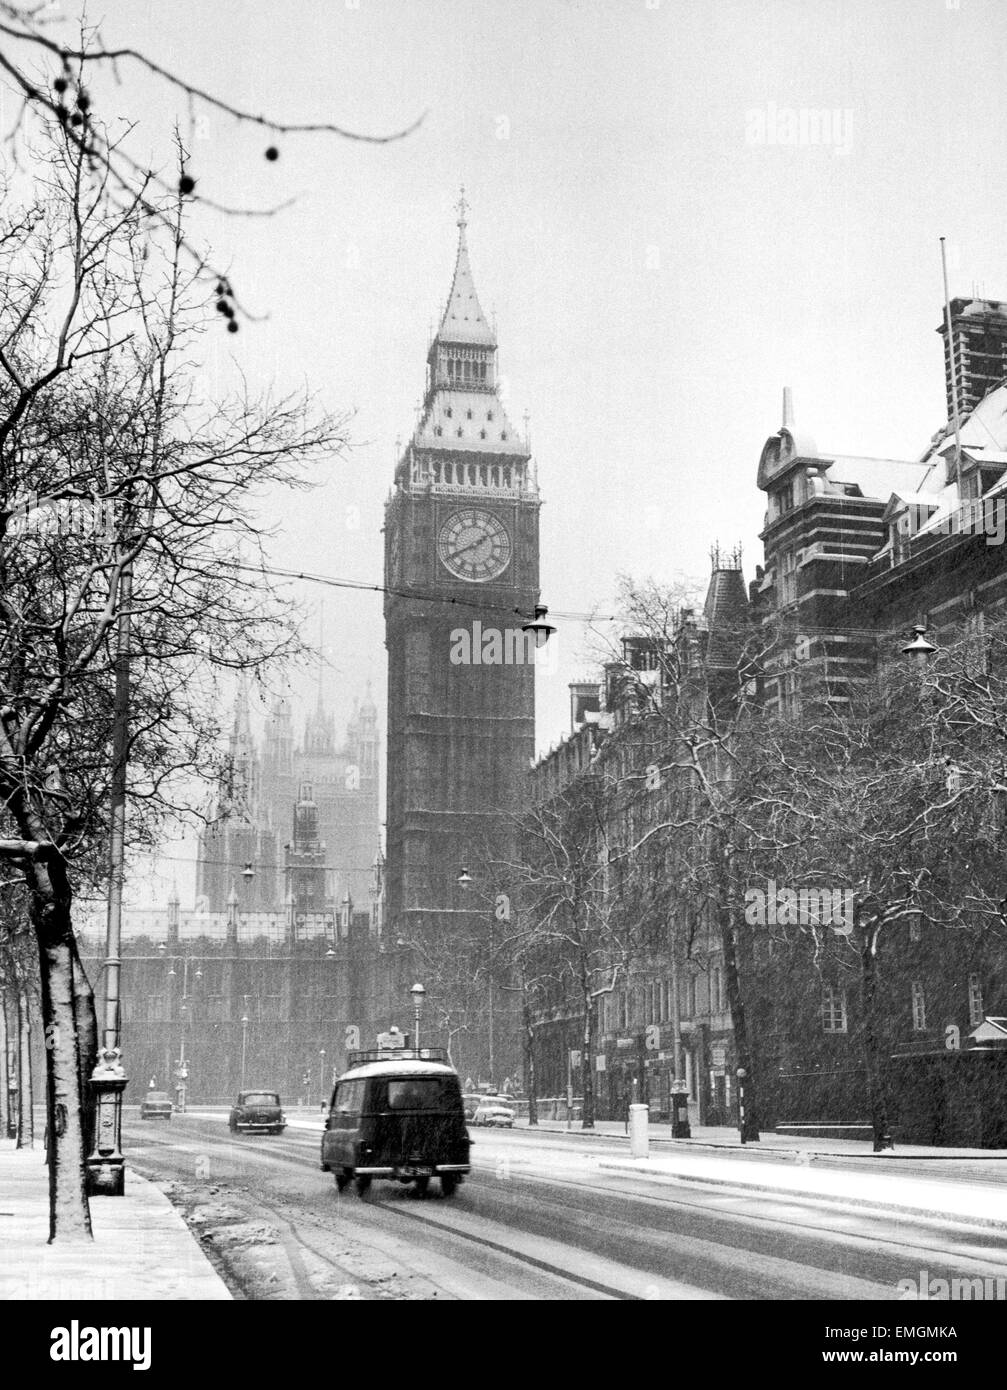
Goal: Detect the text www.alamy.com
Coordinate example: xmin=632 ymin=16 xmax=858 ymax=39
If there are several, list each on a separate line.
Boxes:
xmin=822 ymin=1350 xmax=957 ymax=1365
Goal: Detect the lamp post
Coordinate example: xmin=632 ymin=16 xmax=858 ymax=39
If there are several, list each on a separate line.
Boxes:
xmin=457 ymin=866 xmax=495 ymax=1089
xmin=86 ymin=554 xmax=132 ymax=1197
xmin=319 ymin=1049 xmax=326 ymax=1109
xmin=669 ymin=946 xmax=691 ymax=1139
xmin=240 ymin=1005 xmax=249 ymax=1090
xmin=410 ymin=982 xmax=426 ymax=1051
xmin=167 ymin=953 xmax=200 ymax=1112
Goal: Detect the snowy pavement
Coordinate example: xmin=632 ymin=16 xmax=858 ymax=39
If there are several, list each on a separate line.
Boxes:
xmin=0 ymin=1140 xmax=231 ymax=1300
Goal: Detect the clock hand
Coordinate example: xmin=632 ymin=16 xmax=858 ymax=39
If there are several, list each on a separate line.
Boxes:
xmin=446 ymin=536 xmax=493 ymax=563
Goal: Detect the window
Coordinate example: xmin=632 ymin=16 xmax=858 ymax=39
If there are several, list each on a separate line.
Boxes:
xmin=711 ymin=966 xmax=725 ymax=1014
xmin=911 ymin=982 xmax=927 ymax=1032
xmin=822 ymin=984 xmax=847 ymax=1034
xmin=331 ymin=1079 xmax=364 ymax=1123
xmin=779 ymin=548 xmax=797 ymax=607
xmin=968 ymin=973 xmax=984 ymax=1027
xmin=386 ymin=1078 xmax=457 ymax=1111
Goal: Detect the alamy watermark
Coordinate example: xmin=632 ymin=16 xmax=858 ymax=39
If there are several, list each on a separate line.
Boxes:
xmin=449 ymin=620 xmax=558 ymax=672
xmin=4 ymin=490 xmax=119 ymax=540
xmin=744 ymin=879 xmax=854 ymax=936
xmin=898 ymin=1269 xmax=1007 ymax=1300
xmin=745 ymin=103 xmax=854 ymax=154
xmin=933 ymin=496 xmax=1007 ymax=547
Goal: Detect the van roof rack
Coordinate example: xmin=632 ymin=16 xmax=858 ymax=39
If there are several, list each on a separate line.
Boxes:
xmin=346 ymin=1047 xmax=450 ymax=1068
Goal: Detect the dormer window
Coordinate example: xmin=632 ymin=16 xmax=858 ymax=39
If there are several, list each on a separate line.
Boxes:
xmin=456 ymin=427 xmax=463 ymax=437
xmin=487 ymin=411 xmax=494 ymax=421
xmin=480 ymin=429 xmax=487 ymax=439
xmin=467 ymin=409 xmax=473 ymax=419
xmin=774 ymin=481 xmax=794 ymax=516
xmin=445 ymin=407 xmax=453 ymax=419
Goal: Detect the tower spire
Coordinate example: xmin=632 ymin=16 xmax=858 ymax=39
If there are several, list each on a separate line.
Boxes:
xmin=434 ymin=193 xmax=495 ymax=349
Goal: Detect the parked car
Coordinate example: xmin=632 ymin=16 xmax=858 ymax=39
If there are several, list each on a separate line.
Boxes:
xmin=321 ymin=1049 xmax=470 ymax=1197
xmin=140 ymin=1091 xmax=172 ymax=1121
xmin=472 ymin=1097 xmax=516 ymax=1128
xmin=229 ymin=1090 xmax=286 ymax=1135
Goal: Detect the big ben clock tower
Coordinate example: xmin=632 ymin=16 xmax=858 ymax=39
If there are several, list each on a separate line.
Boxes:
xmin=384 ymin=198 xmax=541 ymax=1069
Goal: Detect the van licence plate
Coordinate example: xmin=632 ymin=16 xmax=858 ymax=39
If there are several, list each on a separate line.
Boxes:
xmin=402 ymin=1165 xmax=433 ymax=1177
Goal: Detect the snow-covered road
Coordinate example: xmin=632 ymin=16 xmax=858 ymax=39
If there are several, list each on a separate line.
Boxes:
xmin=121 ymin=1111 xmax=1007 ymax=1301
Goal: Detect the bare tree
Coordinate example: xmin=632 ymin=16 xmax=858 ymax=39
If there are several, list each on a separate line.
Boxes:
xmin=0 ymin=3 xmax=421 ymax=312
xmin=0 ymin=129 xmax=349 ymax=1238
xmin=513 ymin=781 xmax=634 ymax=1129
xmin=730 ymin=641 xmax=1004 ymax=1151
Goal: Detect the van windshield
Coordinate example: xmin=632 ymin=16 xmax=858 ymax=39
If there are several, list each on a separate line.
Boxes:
xmin=385 ymin=1078 xmax=459 ymax=1112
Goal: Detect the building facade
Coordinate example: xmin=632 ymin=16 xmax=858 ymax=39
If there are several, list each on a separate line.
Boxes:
xmin=748 ymin=316 xmax=1007 ymax=1144
xmin=527 ymin=557 xmax=749 ymax=1126
xmin=196 ymin=681 xmax=380 ymax=919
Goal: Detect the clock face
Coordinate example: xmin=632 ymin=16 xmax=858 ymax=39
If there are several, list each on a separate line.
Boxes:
xmin=437 ymin=508 xmax=512 ymax=583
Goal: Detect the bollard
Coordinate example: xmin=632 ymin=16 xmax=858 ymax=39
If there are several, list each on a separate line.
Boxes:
xmin=629 ymin=1102 xmax=649 ymax=1158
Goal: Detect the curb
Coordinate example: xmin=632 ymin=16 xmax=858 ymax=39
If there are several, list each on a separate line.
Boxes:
xmin=516 ymin=1124 xmax=1007 ymax=1165
xmin=597 ymin=1160 xmax=1007 ymax=1232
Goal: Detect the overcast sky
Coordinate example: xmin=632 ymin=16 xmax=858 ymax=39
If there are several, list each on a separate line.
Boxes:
xmin=53 ymin=0 xmax=1006 ymax=904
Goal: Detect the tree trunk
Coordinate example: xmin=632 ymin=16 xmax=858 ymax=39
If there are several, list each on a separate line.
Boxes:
xmin=720 ymin=898 xmax=760 ymax=1142
xmin=16 ymin=990 xmax=33 ymax=1148
xmin=581 ymin=985 xmax=595 ymax=1129
xmin=860 ymin=924 xmax=893 ymax=1152
xmin=71 ymin=942 xmax=98 ymax=1132
xmin=716 ymin=831 xmax=759 ymax=1142
xmin=28 ymin=857 xmax=92 ymax=1241
xmin=522 ymin=991 xmax=538 ymax=1126
xmin=0 ymin=990 xmax=8 ymax=1138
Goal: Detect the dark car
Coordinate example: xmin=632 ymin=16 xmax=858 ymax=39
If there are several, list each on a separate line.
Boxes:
xmin=229 ymin=1090 xmax=286 ymax=1135
xmin=140 ymin=1091 xmax=172 ymax=1121
xmin=320 ymin=1049 xmax=470 ymax=1198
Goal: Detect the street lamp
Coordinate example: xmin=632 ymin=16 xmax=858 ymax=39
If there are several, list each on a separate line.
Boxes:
xmin=456 ymin=867 xmax=495 ymax=1089
xmin=86 ymin=550 xmax=132 ymax=1198
xmin=521 ymin=605 xmax=557 ymax=648
xmin=410 ymin=982 xmax=426 ymax=1051
xmin=240 ymin=1008 xmax=250 ymax=1090
xmin=902 ymin=623 xmax=937 ymax=667
xmin=175 ymin=998 xmax=191 ymax=1113
xmin=319 ymin=1049 xmax=326 ymax=1108
xmin=736 ymin=1067 xmax=748 ymax=1145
